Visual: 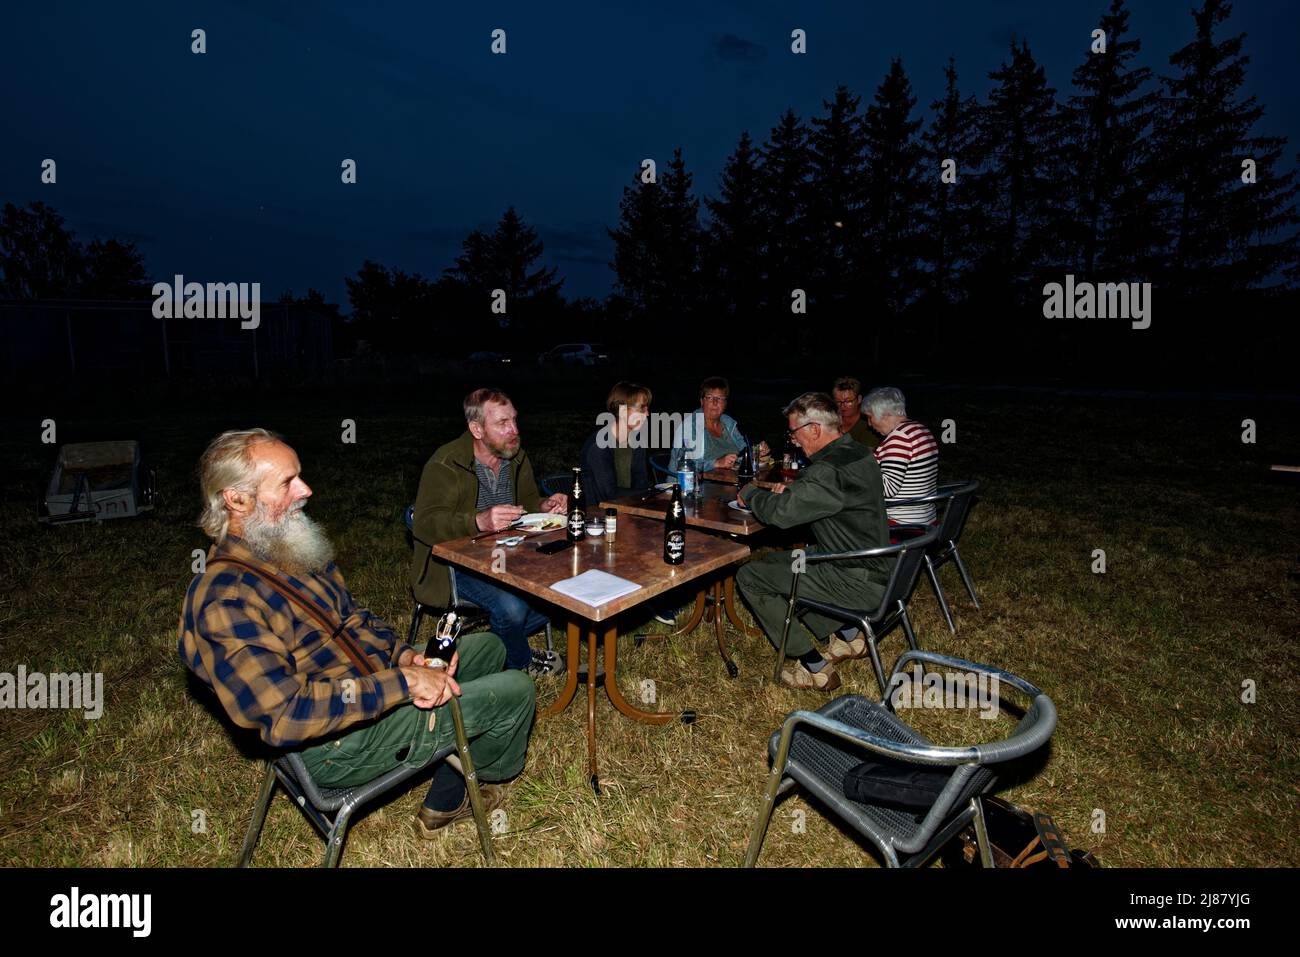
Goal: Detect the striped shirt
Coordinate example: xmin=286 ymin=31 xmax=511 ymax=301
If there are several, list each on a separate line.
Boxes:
xmin=474 ymin=457 xmax=513 ymax=509
xmin=178 ymin=535 xmax=413 ymax=748
xmin=874 ymin=419 xmax=939 ymax=524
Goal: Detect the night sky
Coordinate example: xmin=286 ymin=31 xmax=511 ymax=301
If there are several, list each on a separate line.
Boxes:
xmin=4 ymin=1 xmax=1297 ymax=307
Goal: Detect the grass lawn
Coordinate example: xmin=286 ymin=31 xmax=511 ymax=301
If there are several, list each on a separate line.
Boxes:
xmin=1 ymin=373 xmax=1297 ymax=867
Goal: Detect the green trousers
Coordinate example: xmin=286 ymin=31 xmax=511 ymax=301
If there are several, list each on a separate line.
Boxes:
xmin=736 ymin=550 xmax=884 ymax=658
xmin=301 ymin=631 xmax=535 ymax=788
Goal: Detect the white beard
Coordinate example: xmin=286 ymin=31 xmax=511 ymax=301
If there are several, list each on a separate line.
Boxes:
xmin=241 ymin=501 xmax=335 ymax=576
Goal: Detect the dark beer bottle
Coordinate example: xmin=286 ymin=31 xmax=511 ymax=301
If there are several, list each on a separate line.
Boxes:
xmin=663 ymin=485 xmax=685 ymax=565
xmin=567 ymin=467 xmax=586 ymax=541
xmin=737 ymin=443 xmax=755 ymax=484
xmin=427 ymin=611 xmax=459 ymax=669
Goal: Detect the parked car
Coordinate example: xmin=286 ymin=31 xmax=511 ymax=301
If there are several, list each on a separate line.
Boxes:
xmin=467 ymin=350 xmax=515 ymax=366
xmin=537 ymin=343 xmax=614 ymax=367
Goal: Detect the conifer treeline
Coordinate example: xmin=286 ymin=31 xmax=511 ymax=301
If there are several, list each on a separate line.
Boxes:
xmin=606 ymin=0 xmax=1298 ymax=372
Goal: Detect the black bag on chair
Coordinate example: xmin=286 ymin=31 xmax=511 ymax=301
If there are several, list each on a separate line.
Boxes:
xmin=941 ymin=796 xmax=1100 ymax=868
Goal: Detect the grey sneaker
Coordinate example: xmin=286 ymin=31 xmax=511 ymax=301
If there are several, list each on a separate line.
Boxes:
xmin=779 ymin=659 xmax=841 ymax=692
xmin=825 ymin=630 xmax=869 ymax=664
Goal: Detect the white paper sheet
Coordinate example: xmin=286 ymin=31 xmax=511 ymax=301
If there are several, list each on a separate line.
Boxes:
xmin=550 ymin=569 xmax=643 ymax=606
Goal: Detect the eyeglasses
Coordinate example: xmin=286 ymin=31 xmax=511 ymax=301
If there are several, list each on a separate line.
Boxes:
xmin=786 ymin=422 xmax=816 ymax=439
xmin=702 ymin=394 xmax=727 ymax=404
xmin=835 ymin=398 xmax=859 ymax=407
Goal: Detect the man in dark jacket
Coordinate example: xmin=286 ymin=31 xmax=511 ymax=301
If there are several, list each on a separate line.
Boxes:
xmin=581 ymin=381 xmax=655 ymax=507
xmin=736 ymin=392 xmax=891 ymax=691
xmin=410 ymin=389 xmax=568 ymax=674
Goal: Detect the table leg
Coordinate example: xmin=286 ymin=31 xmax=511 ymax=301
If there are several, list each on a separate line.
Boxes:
xmin=666 ymin=587 xmax=708 ymax=638
xmin=601 ymin=624 xmax=696 ymax=727
xmin=722 ymin=572 xmax=763 ymax=638
xmin=713 ymin=580 xmax=739 ymax=678
xmin=541 ymin=621 xmax=582 ymax=717
xmin=587 ymin=624 xmax=599 ymax=793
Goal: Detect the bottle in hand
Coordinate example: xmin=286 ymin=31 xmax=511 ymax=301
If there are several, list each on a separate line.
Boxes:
xmin=737 ymin=444 xmax=755 ymax=484
xmin=663 ymin=484 xmax=686 ymax=565
xmin=567 ymin=467 xmax=586 ymax=541
xmin=428 ymin=612 xmax=459 ymax=669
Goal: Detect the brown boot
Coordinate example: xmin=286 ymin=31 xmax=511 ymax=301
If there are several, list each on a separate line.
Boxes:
xmin=414 ymin=783 xmax=507 ymax=839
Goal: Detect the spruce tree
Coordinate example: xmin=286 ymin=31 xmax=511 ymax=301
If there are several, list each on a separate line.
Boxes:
xmin=862 ymin=58 xmax=925 ymax=347
xmin=704 ymin=131 xmax=765 ymax=323
xmin=660 ymin=148 xmax=704 ymax=321
xmin=608 ymin=166 xmax=668 ymax=321
xmin=918 ymin=58 xmax=986 ymax=309
xmin=1156 ymin=0 xmax=1298 ymax=300
xmin=758 ymin=109 xmax=814 ymax=349
xmin=970 ymin=40 xmax=1072 ymax=309
xmin=807 ymin=86 xmax=870 ymax=323
xmin=1067 ymin=0 xmax=1166 ymax=279
xmin=444 ymin=206 xmax=562 ymax=335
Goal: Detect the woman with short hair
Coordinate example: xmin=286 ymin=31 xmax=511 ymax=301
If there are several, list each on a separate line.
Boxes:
xmin=580 ymin=381 xmax=656 ymax=507
xmin=668 ymin=376 xmax=768 ymax=473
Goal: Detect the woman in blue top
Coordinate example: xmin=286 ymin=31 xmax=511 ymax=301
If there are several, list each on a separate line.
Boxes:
xmin=668 ymin=376 xmax=768 ymax=472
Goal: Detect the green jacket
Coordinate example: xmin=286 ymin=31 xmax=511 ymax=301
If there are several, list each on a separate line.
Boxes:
xmin=741 ymin=434 xmax=891 ymax=585
xmin=409 ymin=431 xmax=545 ymax=607
xmin=847 ymin=416 xmax=879 ymax=449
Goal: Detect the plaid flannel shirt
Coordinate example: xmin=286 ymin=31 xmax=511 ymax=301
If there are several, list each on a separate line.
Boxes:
xmin=178 ymin=535 xmax=414 ymax=748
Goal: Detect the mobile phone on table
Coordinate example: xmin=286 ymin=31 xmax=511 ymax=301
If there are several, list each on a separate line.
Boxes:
xmin=536 ymin=539 xmax=572 ymax=555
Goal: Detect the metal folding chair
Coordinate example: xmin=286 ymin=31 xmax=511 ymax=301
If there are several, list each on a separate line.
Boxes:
xmin=886 ymin=481 xmax=981 ymax=634
xmin=744 ymin=649 xmax=1057 ymax=867
xmin=774 ymin=524 xmax=942 ymax=694
xmin=238 ymin=693 xmax=497 ymax=867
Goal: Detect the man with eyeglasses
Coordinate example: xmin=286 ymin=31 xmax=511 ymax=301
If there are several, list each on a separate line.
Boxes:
xmin=735 ymin=392 xmax=891 ymax=691
xmin=832 ymin=376 xmax=878 ymax=449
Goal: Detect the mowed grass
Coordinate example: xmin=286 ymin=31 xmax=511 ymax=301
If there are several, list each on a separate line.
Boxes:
xmin=1 ymin=378 xmax=1297 ymax=867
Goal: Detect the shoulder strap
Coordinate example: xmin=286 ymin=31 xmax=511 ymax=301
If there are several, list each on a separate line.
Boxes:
xmin=211 ymin=556 xmax=379 ymax=677
xmin=1032 ymin=811 xmax=1074 ymax=868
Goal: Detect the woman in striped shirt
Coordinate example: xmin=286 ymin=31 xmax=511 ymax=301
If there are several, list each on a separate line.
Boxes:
xmin=864 ymin=387 xmax=939 ymax=525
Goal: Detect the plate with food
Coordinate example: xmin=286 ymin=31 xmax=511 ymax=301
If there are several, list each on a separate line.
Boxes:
xmin=513 ymin=513 xmax=566 ymax=531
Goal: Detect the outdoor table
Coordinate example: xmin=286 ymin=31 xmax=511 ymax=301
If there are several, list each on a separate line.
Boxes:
xmin=602 ymin=479 xmax=770 ymax=677
xmin=431 ymin=515 xmax=749 ymax=793
xmin=700 ymin=464 xmax=790 ymax=490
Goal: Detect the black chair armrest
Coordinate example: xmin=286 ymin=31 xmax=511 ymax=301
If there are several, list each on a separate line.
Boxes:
xmin=800 ymin=525 xmax=942 ymax=566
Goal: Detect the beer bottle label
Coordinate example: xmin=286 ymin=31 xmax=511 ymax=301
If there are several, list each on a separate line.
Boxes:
xmin=568 ymin=510 xmax=586 ymax=534
xmin=666 ymin=530 xmax=685 ymax=560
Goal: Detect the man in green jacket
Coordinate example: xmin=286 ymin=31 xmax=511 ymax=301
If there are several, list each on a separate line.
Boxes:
xmin=410 ymin=388 xmax=568 ymax=674
xmin=736 ymin=392 xmax=891 ymax=691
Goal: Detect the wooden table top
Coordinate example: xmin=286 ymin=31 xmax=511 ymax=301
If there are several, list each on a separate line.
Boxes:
xmin=430 ymin=514 xmax=750 ymax=622
xmin=701 ymin=465 xmax=791 ymax=491
xmin=602 ymin=480 xmax=767 ymax=535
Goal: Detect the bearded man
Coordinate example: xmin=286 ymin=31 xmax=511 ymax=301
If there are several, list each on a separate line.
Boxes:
xmin=179 ymin=428 xmax=535 ymax=839
xmin=410 ymin=389 xmax=568 ymax=675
